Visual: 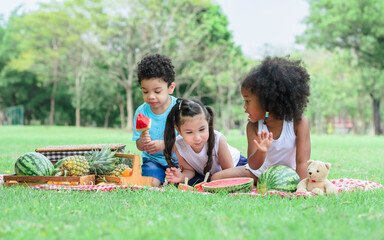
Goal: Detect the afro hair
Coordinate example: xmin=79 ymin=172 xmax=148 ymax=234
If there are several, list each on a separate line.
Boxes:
xmin=242 ymin=56 xmax=310 ymax=122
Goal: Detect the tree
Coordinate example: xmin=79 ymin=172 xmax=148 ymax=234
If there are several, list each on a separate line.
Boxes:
xmin=0 ymin=11 xmax=51 ymax=125
xmin=59 ymin=0 xmax=101 ymax=127
xmin=1 ymin=0 xmax=247 ymax=129
xmin=299 ymin=0 xmax=384 ymax=135
xmin=8 ymin=5 xmax=73 ymax=125
xmin=296 ymin=49 xmax=363 ymax=134
xmin=98 ymin=0 xmax=240 ymax=130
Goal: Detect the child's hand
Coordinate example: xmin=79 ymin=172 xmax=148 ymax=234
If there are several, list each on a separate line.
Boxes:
xmin=140 ymin=130 xmax=151 ymax=145
xmin=165 ymin=167 xmax=183 ymax=183
xmin=253 ymin=130 xmax=273 ymax=153
xmin=144 ymin=140 xmax=165 ymax=154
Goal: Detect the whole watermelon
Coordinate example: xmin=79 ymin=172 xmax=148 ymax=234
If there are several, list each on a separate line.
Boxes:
xmin=257 ymin=165 xmax=300 ymax=194
xmin=15 ymin=152 xmax=54 ymax=176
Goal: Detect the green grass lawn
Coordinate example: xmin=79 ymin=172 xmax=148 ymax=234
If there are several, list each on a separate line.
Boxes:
xmin=1 ymin=126 xmax=384 ymax=240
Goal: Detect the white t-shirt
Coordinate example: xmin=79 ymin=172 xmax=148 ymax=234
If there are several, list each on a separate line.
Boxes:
xmin=245 ymin=120 xmax=297 ymax=178
xmin=175 ymin=130 xmax=240 ymax=175
xmin=258 ymin=119 xmax=296 ymax=169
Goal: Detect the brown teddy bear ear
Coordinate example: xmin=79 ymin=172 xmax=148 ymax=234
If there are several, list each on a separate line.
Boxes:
xmin=325 ymin=163 xmax=331 ymax=170
xmin=307 ymin=160 xmax=314 ymax=166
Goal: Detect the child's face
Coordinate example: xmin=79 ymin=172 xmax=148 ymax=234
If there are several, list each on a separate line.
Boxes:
xmin=241 ymin=87 xmax=264 ymax=123
xmin=140 ymin=78 xmax=175 ymax=113
xmin=176 ymin=113 xmax=209 ymax=153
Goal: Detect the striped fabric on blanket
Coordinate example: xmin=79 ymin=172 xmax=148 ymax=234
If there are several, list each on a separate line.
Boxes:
xmin=1 ymin=175 xmax=382 ymax=197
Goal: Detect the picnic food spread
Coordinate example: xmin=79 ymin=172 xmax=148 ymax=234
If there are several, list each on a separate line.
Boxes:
xmin=7 ymin=145 xmax=373 ymax=196
xmin=8 ymin=150 xmax=303 ymax=194
xmin=54 ymin=147 xmax=121 ymax=176
xmin=5 ymin=146 xmax=137 ymax=186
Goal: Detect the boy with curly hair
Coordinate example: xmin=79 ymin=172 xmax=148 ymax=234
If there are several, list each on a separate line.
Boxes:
xmin=133 ymin=54 xmax=177 ymax=187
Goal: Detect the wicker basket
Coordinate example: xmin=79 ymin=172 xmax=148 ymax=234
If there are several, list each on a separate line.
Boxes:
xmin=3 ymin=175 xmax=95 ymax=186
xmin=35 ymin=143 xmax=126 ymax=164
xmin=96 ymin=153 xmax=154 ymax=186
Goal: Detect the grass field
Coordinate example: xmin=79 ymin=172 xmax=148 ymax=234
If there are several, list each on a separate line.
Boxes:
xmin=1 ymin=126 xmax=384 ymax=240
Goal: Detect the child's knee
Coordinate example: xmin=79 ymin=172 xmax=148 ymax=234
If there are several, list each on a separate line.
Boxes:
xmin=151 ymin=178 xmax=161 ymax=187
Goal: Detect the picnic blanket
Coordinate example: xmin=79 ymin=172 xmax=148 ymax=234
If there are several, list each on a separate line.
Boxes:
xmin=1 ymin=175 xmax=382 ymax=197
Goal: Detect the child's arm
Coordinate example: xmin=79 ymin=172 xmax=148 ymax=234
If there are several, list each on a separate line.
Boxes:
xmin=135 ymin=130 xmax=151 ymax=151
xmin=165 ymin=146 xmax=195 ymax=183
xmin=246 ymin=122 xmax=273 ymax=170
xmin=217 ymin=136 xmax=235 ymax=169
xmin=295 ymin=116 xmax=311 ymax=180
xmin=143 ymin=140 xmax=165 ymax=155
xmin=135 ymin=130 xmax=165 ymax=154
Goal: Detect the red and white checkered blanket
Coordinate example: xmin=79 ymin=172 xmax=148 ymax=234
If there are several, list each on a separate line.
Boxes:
xmin=0 ymin=175 xmax=382 ymax=197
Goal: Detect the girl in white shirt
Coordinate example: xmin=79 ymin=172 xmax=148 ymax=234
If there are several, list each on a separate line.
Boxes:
xmin=212 ymin=56 xmax=311 ymax=182
xmin=163 ymin=98 xmax=247 ymax=185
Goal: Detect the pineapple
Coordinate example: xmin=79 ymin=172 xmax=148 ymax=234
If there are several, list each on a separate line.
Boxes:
xmin=54 ymin=147 xmax=119 ymax=176
xmin=109 ymin=164 xmax=131 ymax=177
xmin=54 ymin=155 xmax=90 ymax=176
xmin=85 ymin=147 xmax=119 ymax=175
xmin=115 ymin=156 xmax=133 ymax=168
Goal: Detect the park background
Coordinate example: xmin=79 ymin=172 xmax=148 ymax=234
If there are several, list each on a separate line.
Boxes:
xmin=0 ymin=0 xmax=383 ymax=135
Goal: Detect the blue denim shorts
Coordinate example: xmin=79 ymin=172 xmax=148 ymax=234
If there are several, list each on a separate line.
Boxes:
xmin=236 ymin=154 xmax=248 ymax=167
xmin=141 ymin=158 xmax=172 ymax=184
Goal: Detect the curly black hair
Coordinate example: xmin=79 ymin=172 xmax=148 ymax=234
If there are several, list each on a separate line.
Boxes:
xmin=242 ymin=56 xmax=310 ymax=122
xmin=137 ymin=54 xmax=175 ymax=86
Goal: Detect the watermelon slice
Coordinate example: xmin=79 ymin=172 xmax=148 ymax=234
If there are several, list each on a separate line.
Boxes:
xmin=178 ymin=177 xmax=195 ymax=192
xmin=202 ymin=177 xmax=254 ymax=193
xmin=194 ymin=172 xmax=210 ymax=192
xmin=136 ymin=113 xmax=151 ymax=131
xmin=178 ymin=184 xmax=195 ymax=191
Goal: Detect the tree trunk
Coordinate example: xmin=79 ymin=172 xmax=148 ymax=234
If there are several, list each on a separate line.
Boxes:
xmin=226 ymin=72 xmax=234 ymax=130
xmin=49 ymin=51 xmax=59 ymax=126
xmin=372 ymin=97 xmax=382 ymax=135
xmin=76 ymin=108 xmax=80 ymax=127
xmin=49 ymin=79 xmax=57 ymax=126
xmin=119 ymin=103 xmax=125 ymax=129
xmin=125 ymin=86 xmax=133 ymax=131
xmin=75 ymin=74 xmax=81 ymax=128
xmin=104 ymin=108 xmax=111 ymax=128
xmin=116 ymin=91 xmax=125 ymax=129
xmin=217 ymin=78 xmax=227 ymax=134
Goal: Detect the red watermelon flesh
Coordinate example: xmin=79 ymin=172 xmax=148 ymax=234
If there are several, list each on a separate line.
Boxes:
xmin=136 ymin=113 xmax=151 ymax=131
xmin=194 ymin=182 xmax=204 ymax=192
xmin=194 ymin=172 xmax=210 ymax=192
xmin=202 ymin=177 xmax=254 ymax=193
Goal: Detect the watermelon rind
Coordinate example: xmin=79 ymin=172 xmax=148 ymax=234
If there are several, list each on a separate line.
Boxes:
xmin=202 ymin=177 xmax=254 ymax=193
xmin=15 ymin=152 xmax=54 ymax=176
xmin=256 ymin=165 xmax=300 ymax=194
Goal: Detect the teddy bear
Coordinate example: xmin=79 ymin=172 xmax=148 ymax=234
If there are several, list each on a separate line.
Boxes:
xmin=296 ymin=160 xmax=338 ymax=195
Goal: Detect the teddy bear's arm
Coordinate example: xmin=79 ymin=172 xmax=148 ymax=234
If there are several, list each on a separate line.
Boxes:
xmin=324 ymin=180 xmax=338 ymax=194
xmin=296 ymin=178 xmax=309 ymax=192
